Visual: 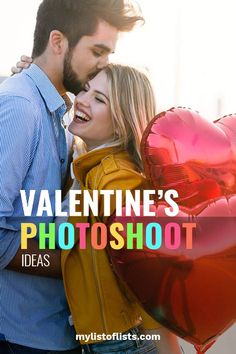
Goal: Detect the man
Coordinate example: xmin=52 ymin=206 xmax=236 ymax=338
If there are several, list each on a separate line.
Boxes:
xmin=0 ymin=1 xmax=142 ymax=353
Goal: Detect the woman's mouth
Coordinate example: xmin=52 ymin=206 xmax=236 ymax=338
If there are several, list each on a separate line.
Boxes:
xmin=74 ymin=110 xmax=91 ymax=123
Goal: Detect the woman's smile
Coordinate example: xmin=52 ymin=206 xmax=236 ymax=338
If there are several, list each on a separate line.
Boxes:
xmin=74 ymin=110 xmax=91 ymax=124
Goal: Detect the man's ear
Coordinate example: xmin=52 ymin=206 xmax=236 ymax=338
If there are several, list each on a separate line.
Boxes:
xmin=48 ymin=30 xmax=68 ymax=55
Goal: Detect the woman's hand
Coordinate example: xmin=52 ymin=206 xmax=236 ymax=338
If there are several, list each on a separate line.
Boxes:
xmin=11 ymin=55 xmax=33 ymax=74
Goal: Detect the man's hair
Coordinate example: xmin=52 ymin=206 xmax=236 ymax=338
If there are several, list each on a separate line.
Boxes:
xmin=32 ymin=0 xmax=143 ymax=58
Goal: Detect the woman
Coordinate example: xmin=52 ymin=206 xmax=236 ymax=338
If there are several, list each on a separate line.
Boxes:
xmin=13 ymin=59 xmax=182 ymax=354
xmin=63 ymin=64 xmax=183 ymax=354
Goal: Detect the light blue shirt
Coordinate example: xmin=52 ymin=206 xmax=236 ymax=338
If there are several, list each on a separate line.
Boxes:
xmin=0 ymin=64 xmax=78 ymax=350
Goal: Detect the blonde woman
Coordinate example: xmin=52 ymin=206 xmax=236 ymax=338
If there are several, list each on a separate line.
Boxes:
xmin=12 ymin=60 xmax=182 ymax=354
xmin=64 ymin=64 xmax=182 ymax=354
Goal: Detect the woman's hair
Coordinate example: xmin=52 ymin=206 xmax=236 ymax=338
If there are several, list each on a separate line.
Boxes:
xmin=105 ymin=63 xmax=156 ymax=170
xmin=32 ymin=0 xmax=143 ymax=58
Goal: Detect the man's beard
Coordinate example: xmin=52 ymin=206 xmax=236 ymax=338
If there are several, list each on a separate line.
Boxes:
xmin=63 ymin=49 xmax=83 ymax=95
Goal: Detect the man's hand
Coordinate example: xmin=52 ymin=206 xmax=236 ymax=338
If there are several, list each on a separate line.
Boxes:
xmin=11 ymin=55 xmax=33 ymax=74
xmin=7 ymin=239 xmax=62 ymax=278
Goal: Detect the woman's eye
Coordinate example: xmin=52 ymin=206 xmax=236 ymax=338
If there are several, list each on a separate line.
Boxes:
xmin=95 ymin=97 xmax=105 ymax=104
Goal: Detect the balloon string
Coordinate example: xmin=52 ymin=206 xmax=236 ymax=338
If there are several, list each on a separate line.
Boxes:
xmin=194 ymin=340 xmax=216 ymax=354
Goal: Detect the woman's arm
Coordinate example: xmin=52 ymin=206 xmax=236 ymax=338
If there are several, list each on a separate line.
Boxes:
xmin=94 ymin=165 xmax=183 ymax=353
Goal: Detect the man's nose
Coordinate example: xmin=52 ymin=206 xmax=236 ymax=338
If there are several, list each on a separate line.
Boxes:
xmin=97 ymin=55 xmax=109 ymax=70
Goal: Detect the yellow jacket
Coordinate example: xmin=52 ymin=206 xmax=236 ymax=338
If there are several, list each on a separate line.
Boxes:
xmin=61 ymin=147 xmax=159 ymax=344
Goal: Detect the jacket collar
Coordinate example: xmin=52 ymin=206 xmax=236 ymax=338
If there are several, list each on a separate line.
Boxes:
xmin=24 ymin=64 xmax=67 ymax=113
xmin=73 ymin=146 xmax=123 ymax=184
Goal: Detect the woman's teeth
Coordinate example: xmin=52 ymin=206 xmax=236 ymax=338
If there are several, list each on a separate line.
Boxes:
xmin=75 ymin=111 xmax=90 ymax=122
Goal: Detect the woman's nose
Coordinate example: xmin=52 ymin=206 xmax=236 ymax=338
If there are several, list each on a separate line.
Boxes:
xmin=75 ymin=93 xmax=90 ymax=107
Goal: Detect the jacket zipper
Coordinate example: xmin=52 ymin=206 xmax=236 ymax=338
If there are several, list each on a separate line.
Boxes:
xmin=91 ymin=247 xmax=108 ymax=332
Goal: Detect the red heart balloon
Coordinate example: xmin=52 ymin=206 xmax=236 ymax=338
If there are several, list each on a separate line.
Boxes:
xmin=141 ymin=107 xmax=236 ymax=211
xmin=108 ymin=200 xmax=236 ymax=349
xmin=107 ymin=108 xmax=236 ymax=352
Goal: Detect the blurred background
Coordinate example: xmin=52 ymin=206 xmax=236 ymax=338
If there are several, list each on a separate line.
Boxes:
xmin=0 ymin=1 xmax=235 ymax=353
xmin=1 ymin=0 xmax=236 ymax=120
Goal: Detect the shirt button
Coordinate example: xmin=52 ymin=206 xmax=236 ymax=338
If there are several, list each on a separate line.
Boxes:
xmin=60 ymin=159 xmax=65 ymax=164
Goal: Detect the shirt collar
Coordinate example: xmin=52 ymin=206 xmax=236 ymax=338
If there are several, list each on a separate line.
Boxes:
xmin=62 ymin=93 xmax=73 ymax=113
xmin=24 ymin=64 xmax=66 ymax=114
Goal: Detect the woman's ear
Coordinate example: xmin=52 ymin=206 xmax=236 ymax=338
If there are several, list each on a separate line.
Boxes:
xmin=48 ymin=30 xmax=68 ymax=55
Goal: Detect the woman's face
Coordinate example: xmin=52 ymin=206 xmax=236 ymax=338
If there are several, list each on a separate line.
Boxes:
xmin=68 ymin=70 xmax=114 ymax=149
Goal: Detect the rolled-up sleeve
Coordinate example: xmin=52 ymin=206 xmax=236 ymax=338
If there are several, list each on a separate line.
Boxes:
xmin=0 ymin=95 xmax=39 ymax=269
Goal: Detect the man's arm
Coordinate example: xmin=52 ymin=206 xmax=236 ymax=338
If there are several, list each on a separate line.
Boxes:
xmin=0 ymin=95 xmax=61 ymax=278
